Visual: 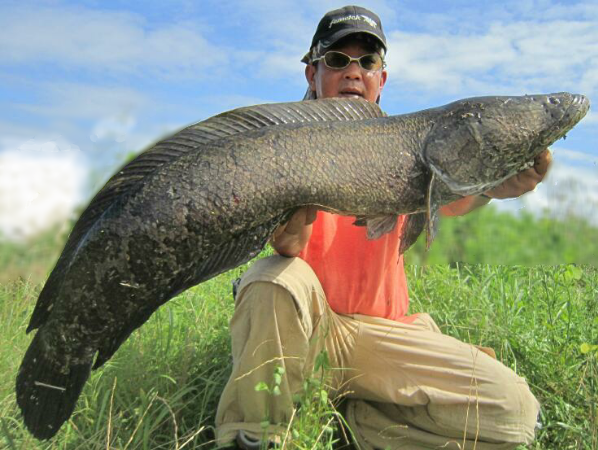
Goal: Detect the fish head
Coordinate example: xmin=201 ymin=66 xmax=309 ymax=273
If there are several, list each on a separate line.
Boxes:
xmin=422 ymin=92 xmax=590 ymax=195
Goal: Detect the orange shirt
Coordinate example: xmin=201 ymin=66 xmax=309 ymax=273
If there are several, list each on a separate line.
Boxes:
xmin=298 ymin=211 xmax=410 ymax=321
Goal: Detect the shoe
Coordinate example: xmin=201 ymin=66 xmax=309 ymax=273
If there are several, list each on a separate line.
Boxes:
xmin=236 ymin=430 xmax=273 ymax=449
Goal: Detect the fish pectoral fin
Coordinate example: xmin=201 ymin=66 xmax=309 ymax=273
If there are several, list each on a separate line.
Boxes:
xmin=399 ymin=173 xmax=442 ymax=254
xmin=353 ymin=216 xmax=367 ymax=227
xmin=362 ymin=215 xmax=399 ymax=240
xmin=398 ymin=212 xmax=426 ymax=254
xmin=426 ymin=173 xmax=441 ymax=250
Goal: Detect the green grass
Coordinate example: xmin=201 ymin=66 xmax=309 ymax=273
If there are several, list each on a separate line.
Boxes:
xmin=406 ymin=205 xmax=598 ymax=266
xmin=0 ymin=226 xmax=69 ymax=284
xmin=1 ymin=264 xmax=242 ymax=449
xmin=1 ymin=207 xmax=597 ymax=449
xmin=1 ymin=263 xmax=596 ymax=449
xmin=409 ymin=264 xmax=598 ymax=449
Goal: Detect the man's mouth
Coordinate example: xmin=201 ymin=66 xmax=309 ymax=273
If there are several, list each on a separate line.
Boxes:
xmin=339 ymin=89 xmax=363 ymax=98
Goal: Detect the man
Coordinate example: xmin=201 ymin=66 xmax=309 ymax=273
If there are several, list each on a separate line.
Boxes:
xmin=216 ymin=6 xmax=547 ymax=449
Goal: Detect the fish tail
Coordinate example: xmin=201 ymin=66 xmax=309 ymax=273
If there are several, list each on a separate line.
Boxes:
xmin=16 ymin=331 xmax=92 ymax=440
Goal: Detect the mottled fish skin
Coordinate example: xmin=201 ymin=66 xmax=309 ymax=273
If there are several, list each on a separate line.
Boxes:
xmin=16 ymin=93 xmax=590 ymax=439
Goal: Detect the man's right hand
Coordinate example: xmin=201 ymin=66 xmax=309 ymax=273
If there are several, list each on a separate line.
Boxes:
xmin=271 ymin=206 xmax=318 ymax=257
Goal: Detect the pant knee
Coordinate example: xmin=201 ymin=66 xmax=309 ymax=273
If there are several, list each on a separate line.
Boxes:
xmin=511 ymin=380 xmax=540 ymax=442
xmin=479 ymin=378 xmax=540 ymax=444
xmin=236 ymin=256 xmax=327 ymax=337
xmin=245 ymin=281 xmax=301 ymax=316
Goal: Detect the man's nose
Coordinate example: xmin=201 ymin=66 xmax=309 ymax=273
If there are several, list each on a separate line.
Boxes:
xmin=343 ymin=61 xmax=362 ymax=79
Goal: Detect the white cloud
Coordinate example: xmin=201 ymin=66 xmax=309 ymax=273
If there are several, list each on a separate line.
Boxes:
xmin=91 ymin=113 xmax=137 ymax=144
xmin=494 ymin=151 xmax=598 ymax=225
xmin=528 ymin=164 xmax=598 ymax=224
xmin=0 ymin=5 xmax=226 ymax=79
xmin=197 ymin=94 xmax=280 ymax=113
xmin=0 ymin=144 xmax=88 ymax=241
xmin=6 ymin=82 xmax=154 ymax=168
xmin=0 ymin=133 xmax=80 ymax=154
xmin=555 ymin=147 xmax=598 ymax=165
xmin=13 ymin=82 xmax=149 ymax=120
xmin=189 ymin=0 xmax=399 ymax=83
xmin=582 ymin=110 xmax=598 ymax=125
xmin=522 ymin=0 xmax=598 ymax=20
xmin=385 ymin=16 xmax=598 ymax=98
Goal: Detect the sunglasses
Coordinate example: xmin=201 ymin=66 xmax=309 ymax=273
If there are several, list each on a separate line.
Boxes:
xmin=313 ymin=51 xmax=386 ymax=72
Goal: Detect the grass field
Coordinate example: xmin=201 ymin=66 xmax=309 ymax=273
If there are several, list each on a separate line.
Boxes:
xmin=1 ymin=206 xmax=597 ymax=449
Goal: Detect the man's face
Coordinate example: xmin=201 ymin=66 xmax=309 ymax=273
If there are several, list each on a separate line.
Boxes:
xmin=305 ymin=40 xmax=387 ymax=103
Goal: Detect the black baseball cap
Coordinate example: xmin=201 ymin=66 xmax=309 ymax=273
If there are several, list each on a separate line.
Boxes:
xmin=302 ymin=5 xmax=387 ymax=64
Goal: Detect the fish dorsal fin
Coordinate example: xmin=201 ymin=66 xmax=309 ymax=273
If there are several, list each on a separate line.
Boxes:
xmin=28 ymin=98 xmax=386 ymax=332
xmin=73 ymin=99 xmax=386 ymax=251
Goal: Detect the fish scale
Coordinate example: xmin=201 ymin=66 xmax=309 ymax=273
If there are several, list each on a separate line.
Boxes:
xmin=15 ymin=93 xmax=590 ymax=439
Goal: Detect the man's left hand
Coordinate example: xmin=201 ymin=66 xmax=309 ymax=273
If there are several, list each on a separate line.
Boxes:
xmin=484 ymin=149 xmax=552 ymax=199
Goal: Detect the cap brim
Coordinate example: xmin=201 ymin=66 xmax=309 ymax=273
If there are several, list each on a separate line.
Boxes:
xmin=319 ymin=28 xmax=386 ymax=51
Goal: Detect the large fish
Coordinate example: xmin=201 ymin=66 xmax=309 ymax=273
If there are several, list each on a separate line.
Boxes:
xmin=16 ymin=93 xmax=589 ymax=439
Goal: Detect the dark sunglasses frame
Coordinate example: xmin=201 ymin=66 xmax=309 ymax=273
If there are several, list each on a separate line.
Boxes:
xmin=313 ymin=51 xmax=386 ymax=71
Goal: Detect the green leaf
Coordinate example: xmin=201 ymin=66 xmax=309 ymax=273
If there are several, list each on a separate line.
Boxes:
xmin=314 ymin=351 xmax=330 ymax=372
xmin=309 ymin=378 xmax=321 ymax=388
xmin=320 ymin=390 xmax=328 ymax=405
xmin=273 ymin=373 xmax=282 ymax=386
xmin=564 ymin=265 xmax=582 ymax=282
xmin=272 ymin=386 xmax=281 ymax=396
xmin=580 ymin=343 xmax=591 ymax=354
xmin=255 ymin=382 xmax=269 ymax=392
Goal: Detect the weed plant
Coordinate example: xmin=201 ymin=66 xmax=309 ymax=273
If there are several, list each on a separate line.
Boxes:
xmin=2 ymin=263 xmax=596 ymax=449
xmin=406 ymin=206 xmax=598 ymax=266
xmin=1 ymin=207 xmax=597 ymax=449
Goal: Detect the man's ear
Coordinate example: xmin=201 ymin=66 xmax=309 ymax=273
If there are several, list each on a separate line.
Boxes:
xmin=305 ymin=64 xmax=317 ymax=92
xmin=379 ymin=69 xmax=388 ymax=92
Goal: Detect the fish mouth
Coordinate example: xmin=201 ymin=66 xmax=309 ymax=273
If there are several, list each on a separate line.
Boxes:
xmin=527 ymin=93 xmax=590 ymax=157
xmin=561 ymin=93 xmax=590 ymax=130
xmin=536 ymin=93 xmax=589 ymax=132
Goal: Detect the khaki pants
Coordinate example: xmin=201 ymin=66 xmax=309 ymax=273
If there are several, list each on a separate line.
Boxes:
xmin=215 ymin=256 xmax=540 ymax=449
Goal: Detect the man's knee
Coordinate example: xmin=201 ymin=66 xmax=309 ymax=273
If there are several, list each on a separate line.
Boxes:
xmin=468 ymin=377 xmax=540 ymax=444
xmin=236 ymin=280 xmax=298 ymax=317
xmin=236 ymin=256 xmax=326 ymax=335
xmin=499 ymin=379 xmax=540 ymax=444
xmin=425 ymin=370 xmax=540 ymax=445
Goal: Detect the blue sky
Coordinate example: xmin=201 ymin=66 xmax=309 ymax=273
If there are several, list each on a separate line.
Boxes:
xmin=0 ymin=0 xmax=596 ymax=240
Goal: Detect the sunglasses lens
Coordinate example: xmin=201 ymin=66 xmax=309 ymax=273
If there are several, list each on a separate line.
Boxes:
xmin=359 ymin=54 xmax=383 ymax=71
xmin=324 ymin=51 xmax=351 ymax=69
